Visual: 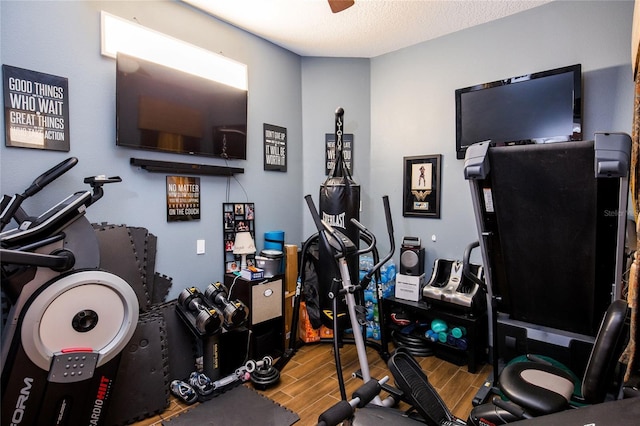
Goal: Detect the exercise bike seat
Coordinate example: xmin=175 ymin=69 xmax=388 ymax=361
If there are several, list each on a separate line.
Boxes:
xmin=388 ymin=348 xmax=463 ymax=426
xmin=1 ymin=190 xmax=92 ymax=247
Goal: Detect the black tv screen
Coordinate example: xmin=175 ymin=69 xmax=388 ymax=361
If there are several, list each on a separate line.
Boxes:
xmin=116 ymin=52 xmax=248 ymax=159
xmin=455 ymin=64 xmax=582 ymax=159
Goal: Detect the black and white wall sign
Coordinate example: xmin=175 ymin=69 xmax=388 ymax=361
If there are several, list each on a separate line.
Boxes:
xmin=3 ymin=64 xmax=70 ymax=151
xmin=325 ymin=133 xmax=353 ymax=175
xmin=264 ymin=123 xmax=287 ymax=172
xmin=166 ymin=176 xmax=201 ymax=222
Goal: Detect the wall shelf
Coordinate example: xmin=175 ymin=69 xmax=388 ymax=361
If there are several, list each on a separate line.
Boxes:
xmin=130 ymin=158 xmax=244 ymax=176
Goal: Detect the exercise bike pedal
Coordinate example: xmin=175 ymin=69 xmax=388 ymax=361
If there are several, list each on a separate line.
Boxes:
xmin=47 ymin=349 xmax=99 ymax=383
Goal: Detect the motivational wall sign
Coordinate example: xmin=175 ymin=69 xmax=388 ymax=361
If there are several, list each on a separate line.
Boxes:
xmin=263 ymin=123 xmax=287 ymax=172
xmin=166 ymin=176 xmax=201 ymax=222
xmin=325 ymin=133 xmax=353 ymax=175
xmin=3 ymin=64 xmax=70 ymax=151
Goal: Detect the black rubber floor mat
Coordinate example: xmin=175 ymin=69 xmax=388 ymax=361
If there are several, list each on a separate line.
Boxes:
xmin=151 ymin=300 xmax=197 ymax=381
xmin=106 ymin=311 xmax=170 ymax=425
xmin=128 ymin=226 xmax=154 ymax=298
xmin=162 ymin=384 xmax=299 ymax=425
xmin=94 ymin=224 xmax=150 ymax=310
xmin=152 ymin=272 xmax=173 ymax=305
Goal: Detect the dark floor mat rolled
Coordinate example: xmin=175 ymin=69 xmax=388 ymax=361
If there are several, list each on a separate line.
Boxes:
xmin=162 ymin=384 xmax=299 ymax=426
xmin=106 ymin=311 xmax=170 ymax=425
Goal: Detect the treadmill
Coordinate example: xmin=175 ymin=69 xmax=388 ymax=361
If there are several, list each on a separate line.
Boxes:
xmin=463 ymin=133 xmax=630 ymax=378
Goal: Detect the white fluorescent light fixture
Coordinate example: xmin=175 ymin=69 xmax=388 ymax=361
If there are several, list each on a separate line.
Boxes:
xmin=100 ymin=11 xmax=247 ymax=91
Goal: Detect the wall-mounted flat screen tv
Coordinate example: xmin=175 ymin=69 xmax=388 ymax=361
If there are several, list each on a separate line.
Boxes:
xmin=455 ymin=64 xmax=582 ymax=159
xmin=116 ymin=52 xmax=248 ymax=159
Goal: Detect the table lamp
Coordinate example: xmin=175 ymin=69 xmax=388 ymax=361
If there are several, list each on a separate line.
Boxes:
xmin=233 ymin=231 xmax=255 ymax=269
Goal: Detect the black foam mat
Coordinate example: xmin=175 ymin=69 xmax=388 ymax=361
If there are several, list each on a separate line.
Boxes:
xmin=162 ymin=385 xmax=299 ymax=425
xmin=106 ymin=311 xmax=170 ymax=425
xmin=153 ymin=272 xmax=173 ymax=305
xmin=94 ymin=224 xmax=151 ymax=310
xmin=151 ymin=300 xmax=198 ymax=381
xmin=128 ymin=226 xmax=154 ymax=299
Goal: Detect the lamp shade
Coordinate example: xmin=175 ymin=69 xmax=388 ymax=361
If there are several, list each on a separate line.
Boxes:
xmin=233 ymin=231 xmax=255 ymax=270
xmin=233 ymin=232 xmax=255 ymax=255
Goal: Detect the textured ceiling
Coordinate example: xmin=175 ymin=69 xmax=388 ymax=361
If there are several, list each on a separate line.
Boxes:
xmin=183 ymin=0 xmax=553 ymax=58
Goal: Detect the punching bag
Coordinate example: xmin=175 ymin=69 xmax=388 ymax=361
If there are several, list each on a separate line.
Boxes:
xmin=318 ymin=107 xmax=361 ymax=329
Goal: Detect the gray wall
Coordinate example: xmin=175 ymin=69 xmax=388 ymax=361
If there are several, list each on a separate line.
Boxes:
xmin=0 ymin=1 xmax=303 ymax=299
xmin=367 ymin=0 xmax=635 ymax=269
xmin=301 ymin=57 xmax=371 ymax=236
xmin=1 ymin=1 xmax=635 ymax=297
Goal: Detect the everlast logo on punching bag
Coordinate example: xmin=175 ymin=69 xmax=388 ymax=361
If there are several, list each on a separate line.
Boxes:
xmin=322 ymin=211 xmax=346 ymax=229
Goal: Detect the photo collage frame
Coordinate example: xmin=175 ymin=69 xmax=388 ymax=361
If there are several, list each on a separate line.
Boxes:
xmin=223 ymin=202 xmax=256 ymax=273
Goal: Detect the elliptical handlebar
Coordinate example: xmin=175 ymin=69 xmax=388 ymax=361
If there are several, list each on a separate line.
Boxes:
xmin=360 ymin=196 xmax=395 ymax=287
xmin=305 ymin=194 xmax=324 ymax=231
xmin=350 ymin=217 xmax=376 ymax=256
xmin=303 ymin=194 xmax=395 ymax=289
xmin=304 ymin=194 xmax=355 ymax=258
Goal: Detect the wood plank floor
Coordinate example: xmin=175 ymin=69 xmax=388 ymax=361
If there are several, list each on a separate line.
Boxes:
xmin=133 ymin=342 xmax=491 ymax=425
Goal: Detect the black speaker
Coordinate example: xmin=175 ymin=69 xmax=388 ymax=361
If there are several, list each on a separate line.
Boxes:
xmin=400 ymin=236 xmax=425 ymax=276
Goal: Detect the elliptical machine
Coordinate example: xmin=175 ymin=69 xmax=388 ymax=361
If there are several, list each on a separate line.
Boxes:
xmin=1 ymin=158 xmax=139 ymax=426
xmin=304 ymin=193 xmax=398 ymax=406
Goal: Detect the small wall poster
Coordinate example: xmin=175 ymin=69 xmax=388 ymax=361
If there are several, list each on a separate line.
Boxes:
xmin=263 ymin=123 xmax=287 ymax=172
xmin=166 ymin=176 xmax=201 ymax=222
xmin=3 ymin=64 xmax=70 ymax=151
xmin=325 ymin=133 xmax=353 ymax=175
xmin=402 ymin=155 xmax=441 ymax=218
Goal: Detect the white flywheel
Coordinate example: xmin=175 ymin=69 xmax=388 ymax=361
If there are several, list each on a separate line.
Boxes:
xmin=20 ymin=270 xmax=139 ymax=371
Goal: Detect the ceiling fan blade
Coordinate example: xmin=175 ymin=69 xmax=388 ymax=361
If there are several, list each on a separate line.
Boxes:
xmin=329 ymin=0 xmax=355 ymax=14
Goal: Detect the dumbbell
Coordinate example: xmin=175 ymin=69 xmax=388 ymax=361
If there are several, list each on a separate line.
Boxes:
xmin=244 ymin=355 xmax=273 ymax=373
xmin=178 ymin=287 xmax=223 ymax=334
xmin=204 ymin=282 xmax=248 ymax=329
xmin=245 ymin=356 xmax=280 ymax=390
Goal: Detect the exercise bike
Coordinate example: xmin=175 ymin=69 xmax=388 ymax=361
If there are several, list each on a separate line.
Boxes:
xmin=1 ymin=157 xmax=139 ymax=426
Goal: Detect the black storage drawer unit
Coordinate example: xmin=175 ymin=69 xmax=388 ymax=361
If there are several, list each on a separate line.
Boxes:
xmin=224 ymin=274 xmax=284 ymax=359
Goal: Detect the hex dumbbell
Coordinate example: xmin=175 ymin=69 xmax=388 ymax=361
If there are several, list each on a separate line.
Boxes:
xmin=204 ymin=282 xmax=248 ymax=329
xmin=178 ymin=287 xmax=223 ymax=334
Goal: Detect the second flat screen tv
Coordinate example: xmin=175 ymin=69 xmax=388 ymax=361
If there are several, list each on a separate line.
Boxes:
xmin=455 ymin=64 xmax=582 ymax=159
xmin=116 ymin=52 xmax=248 ymax=160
